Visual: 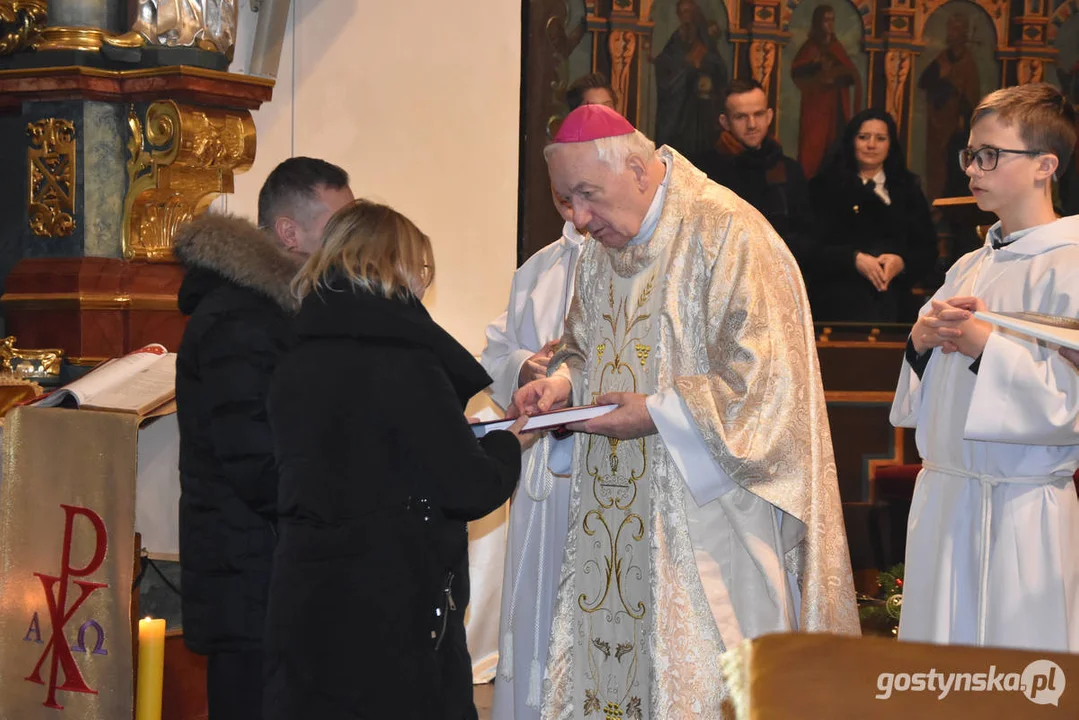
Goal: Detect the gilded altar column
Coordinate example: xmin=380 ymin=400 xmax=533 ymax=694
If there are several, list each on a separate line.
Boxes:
xmin=35 ymin=0 xmax=126 ymax=51
xmin=737 ymin=0 xmax=781 ymax=122
xmin=873 ymin=0 xmax=918 ymax=144
xmin=583 ymin=0 xmax=654 ymax=128
xmin=1008 ymin=0 xmax=1054 ymax=86
xmin=0 ymin=0 xmax=271 ymax=359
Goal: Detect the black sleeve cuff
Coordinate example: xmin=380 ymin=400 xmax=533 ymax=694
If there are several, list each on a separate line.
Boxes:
xmin=968 ymin=354 xmax=983 ymax=375
xmin=905 ymin=337 xmax=932 ymax=380
xmin=478 ymin=429 xmax=523 ymax=472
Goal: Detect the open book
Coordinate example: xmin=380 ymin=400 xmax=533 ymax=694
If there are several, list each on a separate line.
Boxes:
xmin=975 ymin=310 xmax=1079 ymax=351
xmin=471 ymin=403 xmax=617 ymax=438
xmin=34 ymin=344 xmax=176 ymax=416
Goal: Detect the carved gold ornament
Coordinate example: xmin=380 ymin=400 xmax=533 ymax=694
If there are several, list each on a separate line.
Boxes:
xmin=26 ymin=118 xmax=76 ymax=238
xmin=608 ymin=30 xmax=638 ymax=118
xmin=749 ymin=40 xmax=777 ymax=94
xmin=884 ymin=49 xmax=912 ymax=125
xmin=1017 ymin=58 xmax=1044 ymax=85
xmin=0 ymin=0 xmax=46 ymax=55
xmin=123 ymin=100 xmax=255 ymax=261
xmin=0 ymin=336 xmax=62 ymax=378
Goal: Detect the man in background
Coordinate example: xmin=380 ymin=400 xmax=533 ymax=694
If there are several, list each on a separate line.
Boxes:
xmin=174 ymin=157 xmax=353 ymax=720
xmin=566 ymin=72 xmax=617 ymax=112
xmin=693 ymin=79 xmax=814 ymax=266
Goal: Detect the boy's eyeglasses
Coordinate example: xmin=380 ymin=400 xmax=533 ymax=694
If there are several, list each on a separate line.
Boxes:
xmin=958 ymin=146 xmax=1046 ymax=172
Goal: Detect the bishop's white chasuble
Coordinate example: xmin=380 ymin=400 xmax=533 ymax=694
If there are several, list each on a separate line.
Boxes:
xmin=542 ymin=148 xmax=859 ymax=720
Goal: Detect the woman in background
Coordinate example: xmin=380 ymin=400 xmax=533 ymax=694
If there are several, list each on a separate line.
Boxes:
xmin=807 ymin=108 xmax=938 ymax=323
xmin=263 ymin=199 xmax=533 ymax=719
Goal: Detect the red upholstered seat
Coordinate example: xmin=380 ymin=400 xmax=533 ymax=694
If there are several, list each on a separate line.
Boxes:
xmin=872 ymin=464 xmax=922 ymax=502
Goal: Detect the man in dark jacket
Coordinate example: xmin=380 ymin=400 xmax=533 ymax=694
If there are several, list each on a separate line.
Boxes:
xmin=174 ymin=157 xmax=352 ymax=720
xmin=692 ymin=79 xmax=815 ymax=266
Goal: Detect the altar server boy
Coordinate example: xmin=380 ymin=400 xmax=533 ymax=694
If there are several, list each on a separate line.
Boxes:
xmin=891 ymin=83 xmax=1079 ymax=651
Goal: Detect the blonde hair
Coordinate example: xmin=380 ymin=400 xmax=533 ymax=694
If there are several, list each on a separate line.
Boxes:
xmin=543 ymin=129 xmax=657 ymax=172
xmin=291 ymin=199 xmax=434 ymax=300
xmin=971 ymin=83 xmax=1077 ymax=175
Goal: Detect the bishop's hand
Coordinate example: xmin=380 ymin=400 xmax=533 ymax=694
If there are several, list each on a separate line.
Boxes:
xmin=509 ymin=375 xmax=572 ymax=419
xmin=567 ymin=392 xmax=657 ymax=440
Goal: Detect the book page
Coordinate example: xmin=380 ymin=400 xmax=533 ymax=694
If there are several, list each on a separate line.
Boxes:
xmin=471 ymin=403 xmax=617 ymax=437
xmin=81 ymin=354 xmax=176 ymax=414
xmin=34 ymin=344 xmax=168 ymax=408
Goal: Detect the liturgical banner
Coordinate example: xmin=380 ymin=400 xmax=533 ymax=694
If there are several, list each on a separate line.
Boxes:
xmin=0 ymin=407 xmax=139 ymax=719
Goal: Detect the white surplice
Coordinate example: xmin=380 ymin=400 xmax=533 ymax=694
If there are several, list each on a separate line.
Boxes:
xmin=481 ymin=223 xmax=585 ymax=720
xmin=891 ymin=216 xmax=1079 ymax=652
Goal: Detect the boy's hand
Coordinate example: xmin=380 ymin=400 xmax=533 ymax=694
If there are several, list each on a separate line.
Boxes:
xmin=1061 ymin=347 xmax=1079 ymax=370
xmin=943 ymin=296 xmax=985 ymax=313
xmin=938 ymin=296 xmax=992 ymax=359
xmin=911 ymin=300 xmax=966 ymax=354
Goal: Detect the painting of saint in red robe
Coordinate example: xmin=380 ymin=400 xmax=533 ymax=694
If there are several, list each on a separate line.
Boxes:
xmin=791 ymin=4 xmax=862 ymax=178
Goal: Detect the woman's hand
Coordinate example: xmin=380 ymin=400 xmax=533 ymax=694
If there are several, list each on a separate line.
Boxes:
xmin=855 ymin=252 xmax=887 ymax=291
xmin=878 ymin=254 xmax=906 ymax=288
xmin=510 ymin=375 xmax=572 ymax=418
xmin=505 ymin=415 xmax=542 ymax=452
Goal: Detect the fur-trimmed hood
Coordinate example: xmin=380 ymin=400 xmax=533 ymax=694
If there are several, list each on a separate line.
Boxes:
xmin=174 ymin=213 xmax=302 ymax=312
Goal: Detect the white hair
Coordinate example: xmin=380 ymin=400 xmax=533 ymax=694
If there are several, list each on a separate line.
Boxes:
xmin=543 ymin=129 xmax=656 ymax=171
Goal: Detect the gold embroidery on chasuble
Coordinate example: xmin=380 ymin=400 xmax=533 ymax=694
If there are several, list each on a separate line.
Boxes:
xmin=576 ymin=272 xmax=658 ymax=720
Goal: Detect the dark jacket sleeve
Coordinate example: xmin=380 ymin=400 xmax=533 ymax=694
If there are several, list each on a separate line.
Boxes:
xmin=388 ymin=351 xmax=522 ymax=522
xmin=783 ymin=158 xmax=817 ymax=267
xmin=807 ymin=175 xmax=862 ymax=280
xmin=200 ymin=313 xmax=282 ymax=520
xmin=897 ymin=180 xmax=938 ymax=287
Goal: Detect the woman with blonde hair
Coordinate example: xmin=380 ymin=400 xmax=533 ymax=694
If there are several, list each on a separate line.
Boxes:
xmin=263 ymin=199 xmax=532 ymax=719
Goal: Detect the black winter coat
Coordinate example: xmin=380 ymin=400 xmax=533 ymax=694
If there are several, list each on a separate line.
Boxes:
xmin=692 ymin=134 xmax=815 ymax=267
xmin=263 ymin=283 xmax=521 ymax=720
xmin=174 ymin=214 xmax=302 ymax=656
xmin=806 ymin=171 xmax=938 ymax=323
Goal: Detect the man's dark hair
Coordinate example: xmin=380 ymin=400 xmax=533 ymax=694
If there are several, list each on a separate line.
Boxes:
xmin=257 ymin=157 xmax=349 ymax=228
xmin=722 ymin=78 xmax=766 ymax=113
xmin=566 ymin=73 xmax=618 ymax=112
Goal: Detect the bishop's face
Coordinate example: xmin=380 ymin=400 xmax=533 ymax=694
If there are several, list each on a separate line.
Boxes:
xmin=546 ymin=142 xmax=650 ymax=249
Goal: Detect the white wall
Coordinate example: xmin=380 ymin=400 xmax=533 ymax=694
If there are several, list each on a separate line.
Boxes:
xmin=222 ymin=0 xmax=521 ymax=355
